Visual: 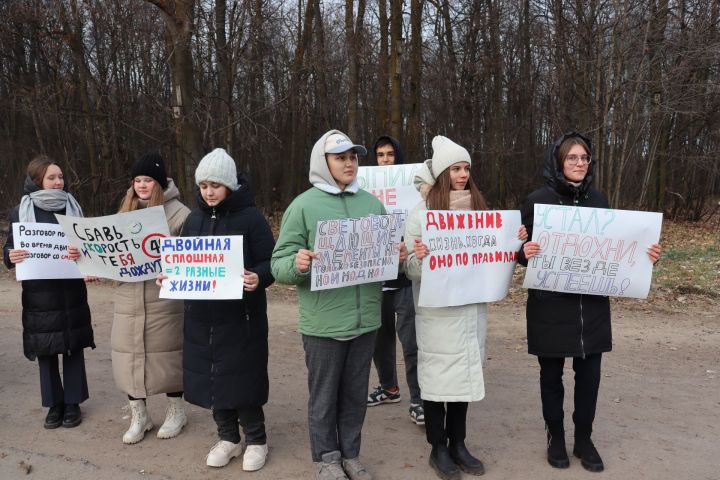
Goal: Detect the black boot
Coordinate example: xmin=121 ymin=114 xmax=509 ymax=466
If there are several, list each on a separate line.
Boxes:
xmin=546 ymin=421 xmax=570 ymax=468
xmin=448 ymin=441 xmax=485 ymax=475
xmin=62 ymin=404 xmax=82 ymax=428
xmin=429 ymin=444 xmax=461 ymax=480
xmin=44 ymin=404 xmax=65 ymax=429
xmin=573 ymin=424 xmax=604 ymax=472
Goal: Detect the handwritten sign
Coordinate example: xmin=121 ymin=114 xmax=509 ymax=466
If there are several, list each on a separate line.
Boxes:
xmin=311 ymin=214 xmax=404 ymax=291
xmin=12 ymin=222 xmax=83 ymax=280
xmin=358 ymin=164 xmax=423 ymax=233
xmin=159 ymin=236 xmax=244 ymax=299
xmin=56 ymin=206 xmax=170 ymax=282
xmin=522 ymin=204 xmax=662 ymax=299
xmin=419 ymin=210 xmax=523 ymax=307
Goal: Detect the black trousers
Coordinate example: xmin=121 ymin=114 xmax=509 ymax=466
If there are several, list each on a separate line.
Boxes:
xmin=212 ymin=406 xmax=266 ymax=445
xmin=538 ymin=354 xmax=602 ymax=427
xmin=37 ymin=350 xmax=89 ymax=408
xmin=424 ymin=401 xmax=468 ymax=447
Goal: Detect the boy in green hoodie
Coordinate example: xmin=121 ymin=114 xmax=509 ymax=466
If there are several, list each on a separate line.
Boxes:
xmin=272 ymin=130 xmax=397 ymax=480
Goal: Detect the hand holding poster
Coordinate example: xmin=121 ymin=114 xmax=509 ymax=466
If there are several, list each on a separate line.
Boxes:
xmin=159 ymin=236 xmax=244 ymax=300
xmin=521 ymin=204 xmax=662 ymax=299
xmin=311 ymin=214 xmax=404 ymax=291
xmin=56 ymin=206 xmax=170 ymax=282
xmin=419 ymin=210 xmax=523 ymax=307
xmin=12 ymin=223 xmax=82 ymax=280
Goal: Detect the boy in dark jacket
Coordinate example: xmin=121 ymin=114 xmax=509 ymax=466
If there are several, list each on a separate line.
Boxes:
xmin=366 ymin=136 xmax=424 ymax=426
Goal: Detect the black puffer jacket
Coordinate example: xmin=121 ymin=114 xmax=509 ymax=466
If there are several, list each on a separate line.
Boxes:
xmin=518 ymin=132 xmax=611 ymax=358
xmin=2 ymin=183 xmax=95 ymax=361
xmin=181 ymin=175 xmax=275 ymax=410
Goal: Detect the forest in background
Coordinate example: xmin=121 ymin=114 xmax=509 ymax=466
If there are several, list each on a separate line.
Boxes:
xmin=1 ymin=0 xmax=718 ymax=220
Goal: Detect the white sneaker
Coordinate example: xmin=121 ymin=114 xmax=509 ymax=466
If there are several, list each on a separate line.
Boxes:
xmin=243 ymin=444 xmax=268 ymax=471
xmin=123 ymin=399 xmax=154 ymax=444
xmin=157 ymin=396 xmax=187 ymax=439
xmin=206 ymin=440 xmax=242 ymax=468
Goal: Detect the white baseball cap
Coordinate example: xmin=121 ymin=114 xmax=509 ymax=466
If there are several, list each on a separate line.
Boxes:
xmin=324 ymin=133 xmax=367 ymax=155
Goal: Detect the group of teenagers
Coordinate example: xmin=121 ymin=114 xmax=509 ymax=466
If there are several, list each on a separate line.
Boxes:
xmin=4 ymin=129 xmax=662 ymax=480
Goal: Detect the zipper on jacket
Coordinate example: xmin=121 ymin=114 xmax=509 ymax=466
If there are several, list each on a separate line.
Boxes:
xmin=340 ymin=194 xmax=363 ymax=330
xmin=579 ymin=295 xmax=586 ymax=359
xmin=209 ymin=325 xmax=215 ymax=408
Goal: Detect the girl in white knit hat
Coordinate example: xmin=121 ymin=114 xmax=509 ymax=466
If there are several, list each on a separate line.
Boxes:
xmin=404 ymin=136 xmax=526 ymax=480
xmin=160 ymin=148 xmax=275 ymax=471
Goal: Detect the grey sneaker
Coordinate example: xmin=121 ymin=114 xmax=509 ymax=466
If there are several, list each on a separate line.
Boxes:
xmin=342 ymin=457 xmax=372 ymax=480
xmin=316 ymin=451 xmax=349 ymax=480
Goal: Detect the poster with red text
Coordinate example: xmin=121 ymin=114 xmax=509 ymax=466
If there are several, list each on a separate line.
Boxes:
xmin=522 ymin=204 xmax=662 ymax=299
xmin=358 ymin=164 xmax=423 ymax=234
xmin=56 ymin=206 xmax=170 ymax=282
xmin=419 ymin=210 xmax=523 ymax=307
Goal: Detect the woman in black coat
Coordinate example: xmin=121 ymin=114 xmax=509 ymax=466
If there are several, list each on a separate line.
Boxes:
xmin=518 ymin=132 xmax=661 ymax=472
xmin=3 ymin=156 xmax=95 ymax=429
xmin=173 ymin=148 xmax=275 ymax=471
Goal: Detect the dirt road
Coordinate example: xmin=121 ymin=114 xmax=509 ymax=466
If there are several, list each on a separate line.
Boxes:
xmin=0 ymin=275 xmax=717 ymax=479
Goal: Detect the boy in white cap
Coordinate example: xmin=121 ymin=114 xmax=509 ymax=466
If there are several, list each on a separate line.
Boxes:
xmin=272 ymin=130 xmax=406 ymax=480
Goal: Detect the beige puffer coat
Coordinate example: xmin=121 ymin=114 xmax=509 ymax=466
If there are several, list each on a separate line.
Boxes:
xmin=111 ymin=180 xmax=190 ymax=398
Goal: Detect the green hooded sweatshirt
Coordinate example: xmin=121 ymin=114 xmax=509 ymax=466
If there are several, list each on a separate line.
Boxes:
xmin=271 ymin=129 xmax=385 ymax=337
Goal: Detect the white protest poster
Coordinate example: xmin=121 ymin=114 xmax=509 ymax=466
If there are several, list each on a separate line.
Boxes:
xmin=418 ymin=210 xmax=523 ymax=307
xmin=522 ymin=204 xmax=662 ymax=299
xmin=159 ymin=236 xmax=244 ymax=300
xmin=55 ymin=206 xmax=170 ymax=282
xmin=12 ymin=223 xmax=83 ymax=280
xmin=357 ymin=164 xmax=423 ymax=233
xmin=311 ymin=214 xmax=404 ymax=291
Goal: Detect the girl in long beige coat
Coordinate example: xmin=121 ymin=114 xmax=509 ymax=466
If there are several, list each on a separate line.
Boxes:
xmin=112 ymin=153 xmax=191 ymax=444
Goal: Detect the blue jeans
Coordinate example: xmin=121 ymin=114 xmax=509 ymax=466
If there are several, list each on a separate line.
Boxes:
xmin=302 ymin=332 xmax=376 ymax=462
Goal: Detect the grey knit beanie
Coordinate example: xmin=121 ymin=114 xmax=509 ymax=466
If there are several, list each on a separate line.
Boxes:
xmin=195 ymin=148 xmax=238 ymax=190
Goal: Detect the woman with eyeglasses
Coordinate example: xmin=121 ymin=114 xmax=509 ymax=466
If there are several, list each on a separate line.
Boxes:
xmin=517 ymin=132 xmax=661 ymax=472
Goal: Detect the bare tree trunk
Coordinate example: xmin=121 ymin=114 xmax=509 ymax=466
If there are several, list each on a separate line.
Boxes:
xmin=406 ymin=0 xmax=423 ymax=163
xmin=147 ymin=0 xmax=203 ymax=200
xmin=389 ymin=0 xmax=403 ymax=140
xmin=376 ymin=0 xmax=390 ymax=135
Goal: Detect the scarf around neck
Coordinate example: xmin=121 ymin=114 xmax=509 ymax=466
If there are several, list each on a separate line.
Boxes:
xmin=19 ymin=183 xmax=84 ymax=222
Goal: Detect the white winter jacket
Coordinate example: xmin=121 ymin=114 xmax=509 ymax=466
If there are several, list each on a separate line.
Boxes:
xmin=404 ymin=200 xmax=487 ymax=402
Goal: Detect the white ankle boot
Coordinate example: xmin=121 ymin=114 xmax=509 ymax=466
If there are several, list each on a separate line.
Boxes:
xmin=243 ymin=444 xmax=269 ymax=471
xmin=206 ymin=440 xmax=242 ymax=467
xmin=157 ymin=396 xmax=187 ymax=439
xmin=123 ymin=399 xmax=154 ymax=444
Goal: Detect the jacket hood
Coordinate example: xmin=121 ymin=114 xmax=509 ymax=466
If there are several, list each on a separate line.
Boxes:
xmin=163 ymin=178 xmax=182 ymax=203
xmin=196 ymin=173 xmax=254 ymax=212
xmin=543 ymin=131 xmax=595 ymax=197
xmin=372 ymin=135 xmax=405 ymax=165
xmin=309 ymin=129 xmax=360 ymax=195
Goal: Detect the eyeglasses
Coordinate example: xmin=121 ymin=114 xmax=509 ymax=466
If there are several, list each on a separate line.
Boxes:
xmin=565 ymin=154 xmax=592 ymax=165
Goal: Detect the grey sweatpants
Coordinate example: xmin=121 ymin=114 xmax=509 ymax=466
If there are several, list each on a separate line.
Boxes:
xmin=302 ymin=331 xmax=376 ymax=462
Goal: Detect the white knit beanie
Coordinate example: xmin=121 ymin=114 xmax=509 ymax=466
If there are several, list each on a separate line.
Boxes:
xmin=195 ymin=148 xmax=238 ymax=190
xmin=414 ymin=135 xmax=472 ymax=191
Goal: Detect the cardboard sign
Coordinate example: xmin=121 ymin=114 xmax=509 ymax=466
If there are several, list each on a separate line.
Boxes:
xmin=419 ymin=210 xmax=523 ymax=307
xmin=311 ymin=214 xmax=404 ymax=291
xmin=12 ymin=222 xmax=83 ymax=280
xmin=522 ymin=204 xmax=662 ymax=299
xmin=358 ymin=164 xmax=423 ymax=233
xmin=56 ymin=206 xmax=170 ymax=282
xmin=159 ymin=236 xmax=245 ymax=300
